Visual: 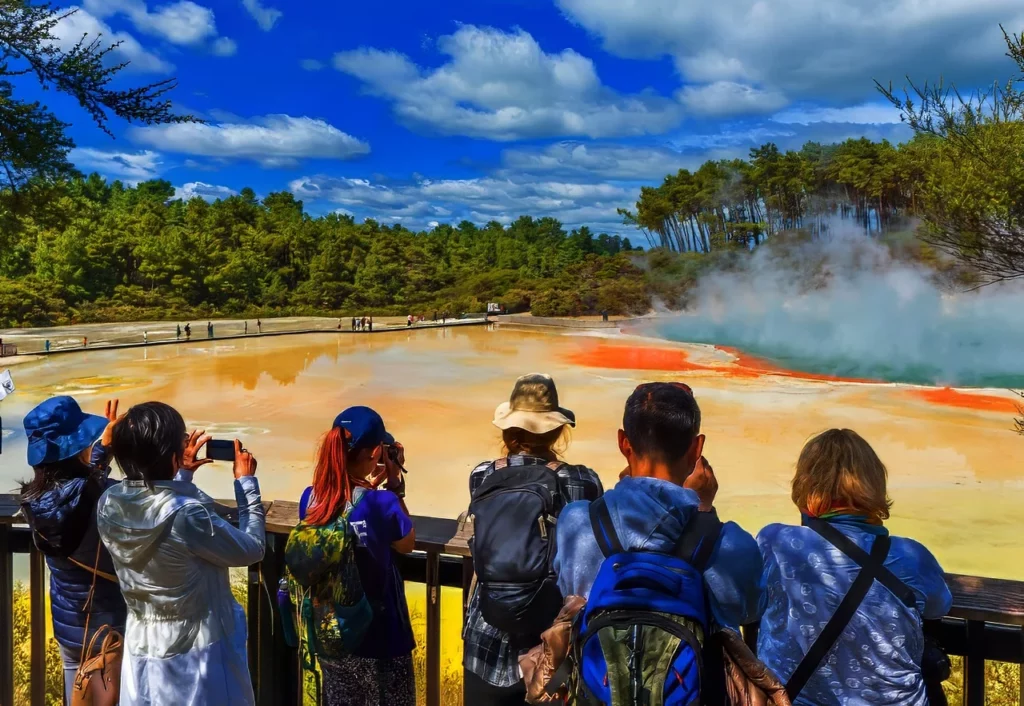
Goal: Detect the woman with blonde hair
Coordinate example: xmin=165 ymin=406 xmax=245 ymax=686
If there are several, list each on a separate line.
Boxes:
xmin=462 ymin=373 xmax=603 ymax=705
xmin=757 ymin=429 xmax=951 ymax=706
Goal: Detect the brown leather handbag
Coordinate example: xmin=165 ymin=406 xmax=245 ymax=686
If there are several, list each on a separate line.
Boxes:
xmin=719 ymin=629 xmax=792 ymax=706
xmin=70 ymin=543 xmax=124 ymax=706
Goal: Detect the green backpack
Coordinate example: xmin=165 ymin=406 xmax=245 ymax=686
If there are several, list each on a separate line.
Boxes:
xmin=282 ymin=496 xmax=373 ymax=695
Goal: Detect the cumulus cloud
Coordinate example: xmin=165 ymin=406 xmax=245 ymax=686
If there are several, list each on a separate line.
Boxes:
xmin=289 ymin=174 xmax=634 ymax=232
xmin=53 ymin=7 xmax=173 ymax=73
xmin=498 ymin=113 xmax=913 ymax=182
xmin=70 ymin=148 xmax=163 ymax=182
xmin=499 ymin=142 xmax=691 ymax=180
xmin=678 ymin=81 xmax=788 ymax=116
xmin=82 ymin=0 xmax=234 ymax=54
xmin=211 ymin=37 xmax=237 ymax=57
xmin=129 ymin=114 xmax=370 ymax=167
xmin=558 ymin=0 xmax=1024 ymax=104
xmin=174 ymin=181 xmax=238 ymax=201
xmin=333 ymin=25 xmax=683 ymax=140
xmin=301 ymin=59 xmax=324 ymax=71
xmin=241 ymin=0 xmax=282 ymax=31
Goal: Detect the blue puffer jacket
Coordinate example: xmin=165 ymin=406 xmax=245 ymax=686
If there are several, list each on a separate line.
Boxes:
xmin=22 ymin=462 xmax=127 ymax=649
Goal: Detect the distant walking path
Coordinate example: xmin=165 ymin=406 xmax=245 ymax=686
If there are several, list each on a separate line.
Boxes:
xmin=493 ymin=314 xmax=646 ymax=329
xmin=0 ymin=315 xmax=489 ymax=358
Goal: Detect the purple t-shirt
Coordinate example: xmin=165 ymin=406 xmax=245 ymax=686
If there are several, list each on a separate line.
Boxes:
xmin=300 ymin=486 xmax=416 ymax=659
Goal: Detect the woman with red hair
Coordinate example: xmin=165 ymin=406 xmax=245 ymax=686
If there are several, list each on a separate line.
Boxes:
xmin=297 ymin=406 xmax=416 ymax=706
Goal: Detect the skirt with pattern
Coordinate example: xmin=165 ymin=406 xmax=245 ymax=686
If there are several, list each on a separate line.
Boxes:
xmin=319 ymin=653 xmax=415 ymax=706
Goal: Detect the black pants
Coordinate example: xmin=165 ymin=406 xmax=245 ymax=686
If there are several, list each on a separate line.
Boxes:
xmin=463 ymin=670 xmax=527 ymax=706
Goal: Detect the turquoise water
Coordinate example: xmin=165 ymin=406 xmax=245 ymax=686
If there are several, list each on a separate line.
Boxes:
xmin=650 ymin=320 xmax=1024 ymax=389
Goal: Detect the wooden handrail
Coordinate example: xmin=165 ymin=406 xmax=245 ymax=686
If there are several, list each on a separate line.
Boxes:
xmin=0 ymin=494 xmax=1021 ymax=706
xmin=2 ymin=495 xmax=1023 ymax=626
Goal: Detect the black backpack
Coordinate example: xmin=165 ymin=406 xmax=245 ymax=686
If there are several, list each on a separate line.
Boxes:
xmin=469 ymin=458 xmax=567 ymax=636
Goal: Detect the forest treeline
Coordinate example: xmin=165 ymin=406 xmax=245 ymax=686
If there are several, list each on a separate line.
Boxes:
xmin=0 ymin=132 xmax=979 ymax=328
xmin=622 ymin=135 xmax=939 ymax=253
xmin=0 ymin=178 xmax=651 ymax=327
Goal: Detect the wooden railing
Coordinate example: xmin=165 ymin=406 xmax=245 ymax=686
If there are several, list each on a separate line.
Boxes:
xmin=1 ymin=496 xmax=1022 ymax=706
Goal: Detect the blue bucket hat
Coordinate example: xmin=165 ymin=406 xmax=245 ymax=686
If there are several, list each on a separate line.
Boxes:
xmin=24 ymin=396 xmax=108 ymax=467
xmin=333 ymin=406 xmax=394 ymax=451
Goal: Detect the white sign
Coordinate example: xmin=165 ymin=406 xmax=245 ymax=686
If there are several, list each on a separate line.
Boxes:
xmin=0 ymin=370 xmax=13 ymax=401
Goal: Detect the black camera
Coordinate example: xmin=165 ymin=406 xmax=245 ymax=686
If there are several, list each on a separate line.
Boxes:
xmin=386 ymin=444 xmax=408 ymax=474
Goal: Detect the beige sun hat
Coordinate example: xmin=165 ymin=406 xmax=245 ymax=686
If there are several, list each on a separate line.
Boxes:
xmin=492 ymin=373 xmax=576 ymax=434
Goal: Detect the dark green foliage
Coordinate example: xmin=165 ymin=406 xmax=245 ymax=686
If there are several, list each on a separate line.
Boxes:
xmin=0 ymin=179 xmax=648 ymax=325
xmin=0 ymin=0 xmax=197 ymax=193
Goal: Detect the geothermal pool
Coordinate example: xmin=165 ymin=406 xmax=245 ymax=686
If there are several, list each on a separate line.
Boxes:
xmin=1 ymin=324 xmax=1022 ymax=580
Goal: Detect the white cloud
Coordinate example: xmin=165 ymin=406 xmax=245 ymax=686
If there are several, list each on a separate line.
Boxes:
xmin=500 ymin=142 xmax=691 ymax=180
xmin=289 ymin=174 xmax=635 ymax=232
xmin=557 ymin=0 xmax=1024 ymax=104
xmin=53 ymin=7 xmax=173 ymax=73
xmin=301 ymin=59 xmax=325 ymax=71
xmin=82 ymin=0 xmax=235 ymax=54
xmin=130 ymin=114 xmax=370 ymax=166
xmin=333 ymin=25 xmax=683 ymax=140
xmin=772 ymin=102 xmax=903 ymax=125
xmin=70 ymin=148 xmax=163 ymax=182
xmin=678 ymin=81 xmax=788 ymax=116
xmin=241 ymin=0 xmax=282 ymax=31
xmin=211 ymin=37 xmax=237 ymax=57
xmin=174 ymin=181 xmax=238 ymax=201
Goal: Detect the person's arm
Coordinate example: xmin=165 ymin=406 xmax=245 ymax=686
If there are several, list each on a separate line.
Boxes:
xmin=703 ymin=523 xmax=765 ymax=629
xmin=897 ymin=538 xmax=953 ymax=619
xmin=382 ymin=443 xmax=416 ymax=553
xmin=180 ymin=439 xmax=265 ymax=567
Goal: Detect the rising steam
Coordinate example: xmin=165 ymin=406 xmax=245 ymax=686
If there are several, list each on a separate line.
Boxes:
xmin=653 ymin=226 xmax=1024 ymax=388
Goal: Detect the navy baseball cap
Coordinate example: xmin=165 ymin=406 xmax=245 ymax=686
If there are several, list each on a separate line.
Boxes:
xmin=333 ymin=406 xmax=394 ymax=450
xmin=24 ymin=396 xmax=108 ymax=467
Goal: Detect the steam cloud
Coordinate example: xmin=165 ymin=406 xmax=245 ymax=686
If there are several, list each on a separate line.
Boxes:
xmin=653 ymin=228 xmax=1024 ymax=388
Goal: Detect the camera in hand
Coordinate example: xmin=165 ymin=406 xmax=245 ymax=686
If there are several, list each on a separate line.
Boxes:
xmin=386 ymin=444 xmax=408 ymax=474
xmin=206 ymin=439 xmax=236 ymax=462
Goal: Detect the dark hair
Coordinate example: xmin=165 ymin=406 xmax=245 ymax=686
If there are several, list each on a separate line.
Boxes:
xmin=623 ymin=382 xmax=701 ymax=462
xmin=110 ymin=402 xmax=187 ymax=488
xmin=19 ymin=455 xmax=100 ymax=501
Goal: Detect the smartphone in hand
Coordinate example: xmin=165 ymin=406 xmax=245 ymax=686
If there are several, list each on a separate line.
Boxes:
xmin=205 ymin=439 xmax=236 ymax=462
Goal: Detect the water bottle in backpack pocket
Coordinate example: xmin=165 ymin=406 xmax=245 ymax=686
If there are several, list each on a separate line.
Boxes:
xmin=569 ymin=497 xmax=722 ymax=706
xmin=469 ymin=459 xmax=566 ymax=636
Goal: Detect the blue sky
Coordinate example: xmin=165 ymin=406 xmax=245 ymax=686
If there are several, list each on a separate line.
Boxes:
xmin=34 ymin=0 xmax=1024 ymax=233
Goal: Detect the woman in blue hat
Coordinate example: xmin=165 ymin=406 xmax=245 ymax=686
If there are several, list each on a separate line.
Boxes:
xmin=19 ymin=396 xmax=127 ymax=704
xmin=291 ymin=406 xmax=417 ymax=706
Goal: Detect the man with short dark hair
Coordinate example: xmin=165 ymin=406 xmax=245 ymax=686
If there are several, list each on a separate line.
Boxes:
xmin=553 ymin=382 xmax=762 ymax=628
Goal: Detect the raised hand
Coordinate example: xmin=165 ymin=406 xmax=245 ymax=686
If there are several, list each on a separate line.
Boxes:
xmin=182 ymin=429 xmax=213 ymax=472
xmin=232 ymin=439 xmax=257 ymax=479
xmin=684 ymin=456 xmax=718 ymax=512
xmin=100 ymin=399 xmax=120 ymax=446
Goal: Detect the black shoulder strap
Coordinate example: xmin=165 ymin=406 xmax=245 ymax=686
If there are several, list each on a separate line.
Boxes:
xmin=805 ymin=518 xmax=917 ymax=608
xmin=674 ymin=509 xmax=723 ymax=571
xmin=588 ymin=497 xmax=624 ymax=559
xmin=785 ymin=528 xmax=900 ymax=700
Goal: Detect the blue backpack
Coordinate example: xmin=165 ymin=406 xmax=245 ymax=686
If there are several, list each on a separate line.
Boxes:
xmin=568 ymin=497 xmax=723 ymax=706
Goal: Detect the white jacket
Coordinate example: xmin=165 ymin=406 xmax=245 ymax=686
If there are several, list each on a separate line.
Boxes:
xmin=97 ymin=471 xmax=265 ymax=706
